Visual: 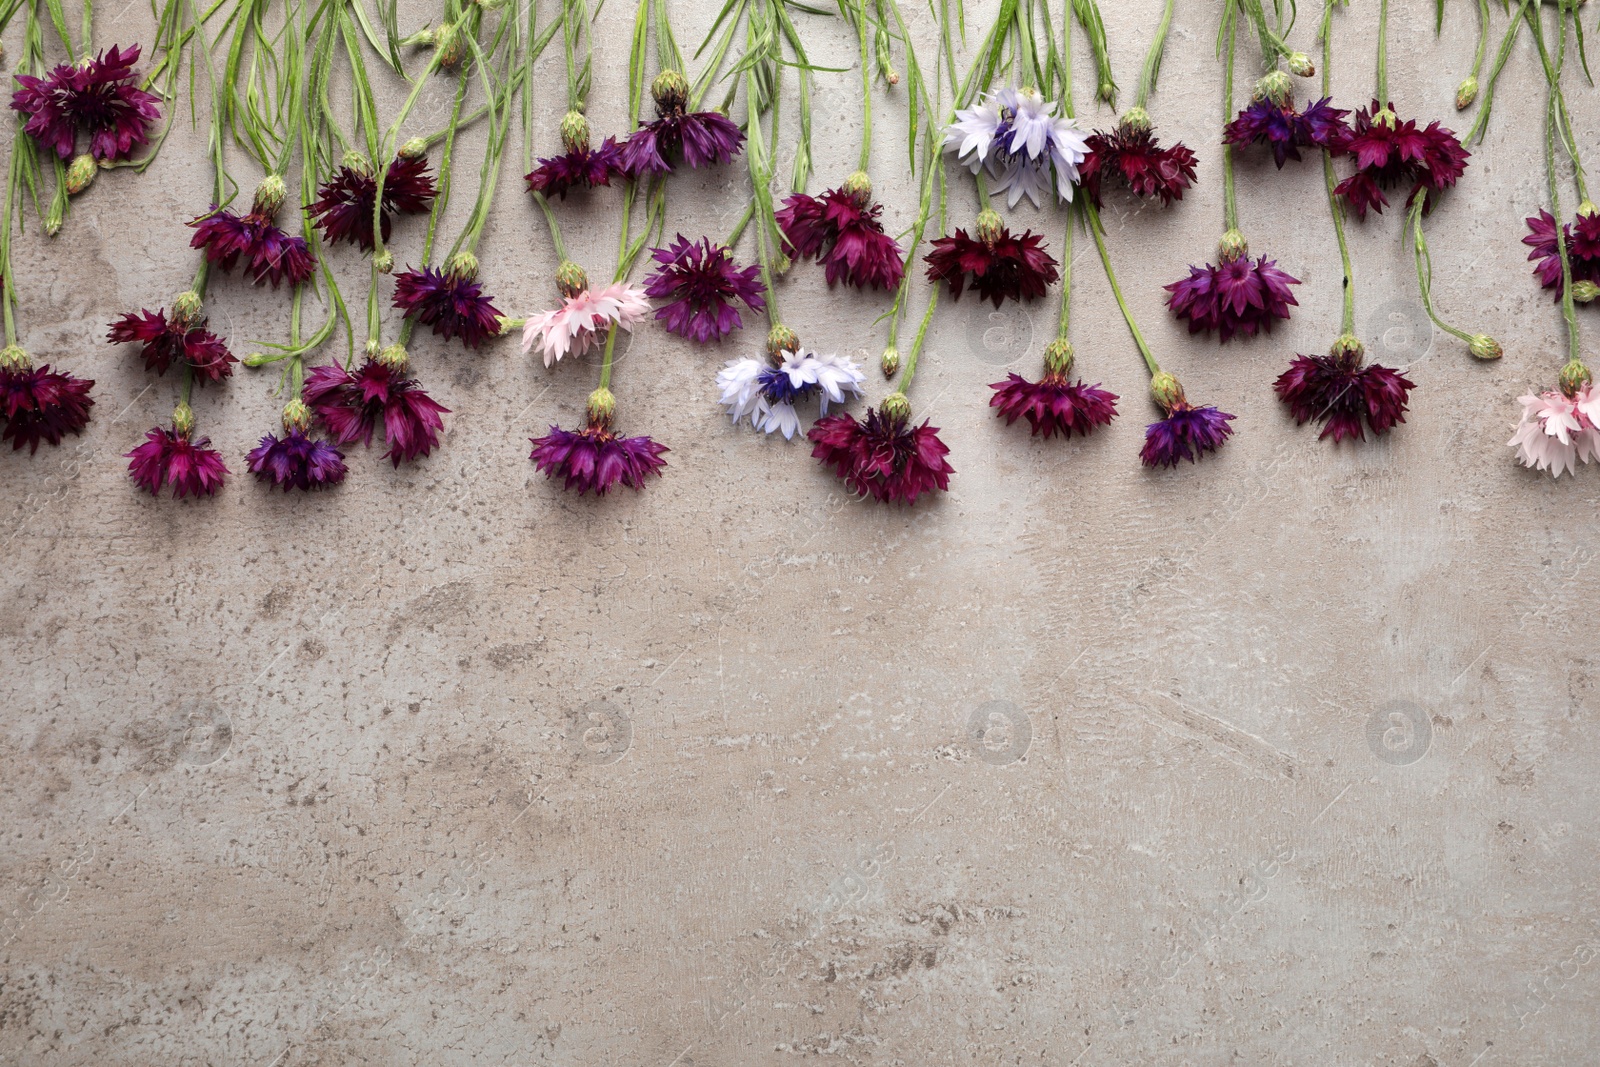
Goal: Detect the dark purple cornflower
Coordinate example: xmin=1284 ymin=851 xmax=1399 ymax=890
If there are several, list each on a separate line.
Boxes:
xmin=303 ymin=352 xmax=449 ymax=466
xmin=776 ymin=174 xmax=906 ymax=290
xmin=1079 ymin=112 xmax=1198 ymax=206
xmin=1224 ymin=96 xmax=1350 ymax=167
xmin=107 ymin=306 xmax=236 ymax=382
xmin=1164 ymin=238 xmax=1300 ymax=342
xmin=807 ymin=395 xmax=954 ymax=505
xmin=1274 ymin=337 xmax=1415 ymax=442
xmin=125 ymin=420 xmax=229 ymax=497
xmin=642 ymin=235 xmax=765 ymax=343
xmin=246 ymin=428 xmax=348 ymax=491
xmin=619 ymin=69 xmax=744 ymax=177
xmin=0 ymin=357 xmax=94 ymax=452
xmin=190 ymin=178 xmax=315 ymax=288
xmin=526 ymin=112 xmax=627 ymax=197
xmin=1334 ymin=101 xmax=1469 ymax=219
xmin=529 ymin=388 xmax=667 ymax=495
xmin=307 ymin=154 xmax=437 ymax=251
xmin=989 ymin=341 xmax=1118 ymax=438
xmin=392 ymin=255 xmax=504 ymax=349
xmin=1524 ymin=208 xmax=1600 ymax=299
xmin=1140 ymin=374 xmax=1235 ymax=468
xmin=924 ymin=211 xmax=1060 ymax=308
xmin=11 ymin=44 xmax=161 ymax=161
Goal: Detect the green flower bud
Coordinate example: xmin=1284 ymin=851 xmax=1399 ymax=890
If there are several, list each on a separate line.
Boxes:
xmin=975 ymin=208 xmax=1005 ymax=246
xmin=879 ymin=391 xmax=912 ymax=424
xmin=364 ymin=338 xmax=382 ymax=360
xmin=766 ymin=324 xmax=800 ymax=360
xmin=1572 ymin=282 xmax=1600 ymax=304
xmin=1217 ymin=229 xmax=1249 ymax=263
xmin=1469 ymin=334 xmax=1503 ymax=361
xmin=1253 ymin=70 xmax=1293 ymax=106
xmin=377 ymin=343 xmax=409 ymax=370
xmin=880 ymin=346 xmax=900 ymax=378
xmin=0 ymin=344 xmax=31 ymax=372
xmin=253 ymin=173 xmax=288 ymax=216
xmin=44 ymin=200 xmax=63 ymax=237
xmin=1559 ymin=359 xmax=1592 ymax=396
xmin=1118 ymin=106 xmax=1152 ymax=134
xmin=172 ymin=402 xmax=196 ymax=437
xmin=1149 ymin=371 xmax=1184 ymax=411
xmin=241 ymin=352 xmax=273 ymax=367
xmin=560 ymin=110 xmax=591 ymax=155
xmin=1287 ymin=52 xmax=1315 ymax=78
xmin=1455 ymin=76 xmax=1479 ymax=111
xmin=398 ymin=137 xmax=430 ymax=160
xmin=65 ymin=153 xmax=97 ymax=195
xmin=1097 ymin=80 xmax=1116 ymax=104
xmin=556 ymin=260 xmax=589 ymax=298
xmin=885 ymin=68 xmax=900 ymax=85
xmin=841 ymin=169 xmax=873 ymax=203
xmin=446 ymin=250 xmax=479 ymax=281
xmin=651 ymin=69 xmax=690 ymax=114
xmin=282 ymin=398 xmax=312 ymax=432
xmin=586 ymin=386 xmax=617 ymax=427
xmin=435 ymin=22 xmax=464 ymax=69
xmin=173 ymin=290 xmax=204 ymax=324
xmin=1043 ymin=339 xmax=1075 ymax=377
xmin=373 ymin=249 xmax=394 ymax=274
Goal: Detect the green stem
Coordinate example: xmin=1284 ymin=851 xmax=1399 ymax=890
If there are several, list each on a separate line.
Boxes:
xmin=1470 ymin=0 xmax=1489 ymax=79
xmin=598 ymin=323 xmax=617 ymax=390
xmin=1376 ymin=0 xmax=1389 ymax=101
xmin=1545 ymin=25 xmax=1581 ymax=364
xmin=1133 ymin=0 xmax=1174 ymax=110
xmin=531 ymin=190 xmax=569 ymax=261
xmin=1086 ymin=200 xmax=1160 ymax=377
xmin=1056 ymin=202 xmax=1073 ymax=340
xmin=1408 ymin=200 xmax=1474 ymax=345
xmin=1321 ymin=0 xmax=1355 ymax=336
xmin=1466 ymin=0 xmax=1532 ymax=143
xmin=857 ymin=0 xmax=872 ymax=173
xmin=190 ymin=256 xmax=210 ymax=300
xmin=1222 ymin=1 xmax=1238 ymax=234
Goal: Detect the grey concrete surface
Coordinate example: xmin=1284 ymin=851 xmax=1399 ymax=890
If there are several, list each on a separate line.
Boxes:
xmin=2 ymin=0 xmax=1598 ymax=1064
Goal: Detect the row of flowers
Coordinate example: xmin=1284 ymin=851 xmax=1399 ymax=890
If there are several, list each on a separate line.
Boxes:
xmin=0 ymin=0 xmax=1595 ymax=504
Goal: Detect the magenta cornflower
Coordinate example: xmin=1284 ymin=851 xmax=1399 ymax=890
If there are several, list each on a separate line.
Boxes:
xmin=392 ymin=256 xmax=504 ymax=349
xmin=777 ymin=174 xmax=906 ymax=291
xmin=808 ymin=396 xmax=953 ymax=504
xmin=303 ymin=351 xmax=449 ymax=466
xmin=11 ymin=43 xmax=161 ymax=161
xmin=1274 ymin=337 xmax=1415 ymax=443
xmin=308 ymin=154 xmax=437 ymax=251
xmin=642 ymin=235 xmax=765 ymax=344
xmin=107 ymin=307 xmax=236 ymax=382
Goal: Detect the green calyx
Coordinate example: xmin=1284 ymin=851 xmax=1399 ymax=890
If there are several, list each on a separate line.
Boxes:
xmin=1287 ymin=52 xmax=1315 ymax=78
xmin=766 ymin=324 xmax=800 ymax=361
xmin=0 ymin=344 xmax=31 ymax=372
xmin=651 ymin=69 xmax=689 ymax=114
xmin=556 ymin=260 xmax=589 ymax=298
xmin=253 ymin=174 xmax=288 ymax=216
xmin=879 ymin=391 xmax=912 ymax=424
xmin=586 ymin=386 xmax=616 ymax=428
xmin=173 ymin=290 xmax=204 ymax=324
xmin=1468 ymin=334 xmax=1503 ymax=360
xmin=1372 ymin=107 xmax=1398 ymax=130
xmin=975 ymin=208 xmax=1005 ymax=247
xmin=1118 ymin=106 xmax=1152 ymax=134
xmin=172 ymin=402 xmax=196 ymax=436
xmin=1330 ymin=333 xmax=1366 ymax=362
xmin=1571 ymin=282 xmax=1600 ymax=304
xmin=282 ymin=398 xmax=312 ymax=432
xmin=398 ymin=137 xmax=430 ymax=160
xmin=373 ymin=249 xmax=394 ymax=274
xmin=1149 ymin=371 xmax=1184 ymax=411
xmin=1217 ymin=229 xmax=1249 ymax=263
xmin=341 ymin=151 xmax=374 ymax=177
xmin=376 ymin=343 xmax=409 ymax=370
xmin=560 ymin=110 xmax=592 ymax=155
xmin=1253 ymin=70 xmax=1293 ymax=106
xmin=880 ymin=346 xmax=900 ymax=378
xmin=841 ymin=170 xmax=873 ymax=204
xmin=1043 ymin=339 xmax=1075 ymax=377
xmin=447 ymin=250 xmax=479 ymax=281
xmin=1559 ymin=359 xmax=1592 ymax=396
xmin=65 ymin=154 xmax=98 ymax=195
xmin=1455 ymin=77 xmax=1479 ymax=111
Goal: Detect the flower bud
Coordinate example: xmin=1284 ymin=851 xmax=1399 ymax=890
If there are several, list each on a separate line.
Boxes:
xmin=841 ymin=169 xmax=873 ymax=204
xmin=253 ymin=173 xmax=288 ymax=216
xmin=556 ymin=260 xmax=589 ymax=298
xmin=377 ymin=343 xmax=409 ymax=370
xmin=373 ymin=249 xmax=394 ymax=274
xmin=766 ymin=324 xmax=799 ymax=361
xmin=405 ymin=26 xmax=435 ymax=46
xmin=1217 ymin=229 xmax=1249 ymax=263
xmin=1253 ymin=70 xmax=1293 ymax=106
xmin=1572 ymin=282 xmax=1600 ymax=304
xmin=1455 ymin=76 xmax=1479 ymax=111
xmin=1287 ymin=52 xmax=1315 ymax=78
xmin=880 ymin=391 xmax=912 ymax=424
xmin=651 ymin=69 xmax=690 ymax=114
xmin=65 ymin=153 xmax=97 ymax=195
xmin=586 ymin=386 xmax=616 ymax=428
xmin=886 ymin=69 xmax=900 ymax=85
xmin=364 ymin=338 xmax=382 ymax=360
xmin=1330 ymin=333 xmax=1366 ymax=361
xmin=341 ymin=151 xmax=374 ymax=177
xmin=1559 ymin=359 xmax=1592 ymax=396
xmin=975 ymin=208 xmax=1004 ymax=247
xmin=1469 ymin=334 xmax=1503 ymax=361
xmin=446 ymin=250 xmax=479 ymax=281
xmin=398 ymin=137 xmax=430 ymax=160
xmin=44 ymin=200 xmax=63 ymax=236
xmin=1118 ymin=106 xmax=1152 ymax=134
xmin=880 ymin=346 xmax=900 ymax=378
xmin=172 ymin=289 xmax=204 ymax=325
xmin=0 ymin=344 xmax=30 ymax=372
xmin=172 ymin=402 xmax=196 ymax=437
xmin=1097 ymin=80 xmax=1116 ymax=104
xmin=435 ymin=22 xmax=464 ymax=68
xmin=241 ymin=352 xmax=273 ymax=367
xmin=1148 ymin=371 xmax=1184 ymax=411
xmin=282 ymin=398 xmax=312 ymax=432
xmin=1043 ymin=339 xmax=1075 ymax=377
xmin=560 ymin=110 xmax=592 ymax=155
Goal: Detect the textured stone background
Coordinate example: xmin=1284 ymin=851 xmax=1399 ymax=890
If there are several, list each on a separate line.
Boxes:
xmin=3 ymin=0 xmax=1598 ymax=1064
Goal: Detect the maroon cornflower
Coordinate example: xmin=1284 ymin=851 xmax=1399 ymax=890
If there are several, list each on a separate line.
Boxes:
xmin=989 ymin=341 xmax=1118 ymax=439
xmin=1524 ymin=208 xmax=1600 ymax=299
xmin=807 ymin=394 xmax=954 ymax=504
xmin=11 ymin=43 xmax=161 ymax=161
xmin=190 ymin=177 xmax=315 ymax=288
xmin=392 ymin=254 xmax=504 ymax=349
xmin=307 ymin=153 xmax=437 ymax=251
xmin=0 ymin=352 xmax=94 ymax=452
xmin=529 ymin=387 xmax=667 ymax=496
xmin=107 ymin=303 xmax=236 ymax=382
xmin=1333 ymin=101 xmax=1469 ymax=219
xmin=1274 ymin=336 xmax=1415 ymax=443
xmin=642 ymin=234 xmax=765 ymax=344
xmin=527 ymin=111 xmax=627 ymax=198
xmin=125 ymin=413 xmax=229 ymax=497
xmin=1164 ymin=234 xmax=1300 ymax=342
xmin=924 ymin=210 xmax=1060 ymax=308
xmin=620 ymin=69 xmax=744 ymax=177
xmin=303 ymin=350 xmax=449 ymax=466
xmin=1224 ymin=95 xmax=1350 ymax=167
xmin=246 ymin=402 xmax=348 ymax=492
xmin=776 ymin=173 xmax=906 ymax=290
xmin=1080 ymin=111 xmax=1198 ymax=206
xmin=1140 ymin=373 xmax=1235 ymax=468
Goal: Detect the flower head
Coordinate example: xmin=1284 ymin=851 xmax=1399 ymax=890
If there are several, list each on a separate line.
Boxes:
xmin=989 ymin=341 xmax=1118 ymax=438
xmin=1333 ymin=101 xmax=1469 ymax=218
xmin=522 ymin=279 xmax=650 ymax=366
xmin=642 ymin=235 xmax=765 ymax=343
xmin=392 ymin=260 xmax=504 ymax=349
xmin=529 ymin=387 xmax=668 ymax=495
xmin=1223 ymin=96 xmax=1350 ymax=167
xmin=925 ymin=213 xmax=1060 ymax=307
xmin=716 ymin=347 xmax=865 ymax=439
xmin=943 ymin=87 xmax=1090 ymax=207
xmin=620 ymin=72 xmax=744 ymax=176
xmin=777 ymin=175 xmax=906 ymax=291
xmin=11 ymin=44 xmax=161 ymax=161
xmin=125 ymin=422 xmax=229 ymax=497
xmin=526 ymin=113 xmax=627 ymax=199
xmin=1140 ymin=373 xmax=1235 ymax=468
xmin=308 ymin=154 xmax=437 ymax=251
xmin=1273 ymin=336 xmax=1415 ymax=443
xmin=246 ymin=427 xmax=348 ymax=491
xmin=1507 ymin=379 xmax=1600 ymax=477
xmin=107 ymin=306 xmax=236 ymax=382
xmin=1164 ymin=245 xmax=1300 ymax=342
xmin=808 ymin=395 xmax=954 ymax=504
xmin=1523 ymin=208 xmax=1600 ymax=299
xmin=1080 ymin=120 xmax=1198 ymax=205
xmin=0 ymin=357 xmax=94 ymax=452
xmin=303 ymin=355 xmax=449 ymax=466
xmin=190 ymin=198 xmax=316 ymax=289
